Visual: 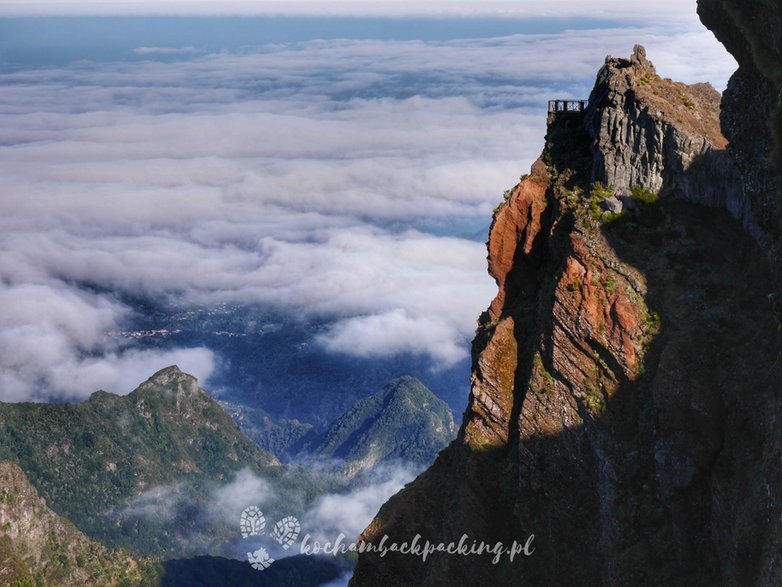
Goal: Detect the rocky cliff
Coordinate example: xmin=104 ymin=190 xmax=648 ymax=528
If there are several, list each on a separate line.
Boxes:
xmin=697 ymin=1 xmax=782 ymax=584
xmin=698 ymin=0 xmax=782 ymax=276
xmin=0 ymin=461 xmax=158 ymax=586
xmin=350 ymin=40 xmax=782 ymax=587
xmin=586 ymin=45 xmax=766 ymax=242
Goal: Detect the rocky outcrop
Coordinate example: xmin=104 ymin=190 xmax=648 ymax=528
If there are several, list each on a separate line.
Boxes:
xmin=586 ymin=45 xmax=767 ymax=242
xmin=0 ymin=461 xmax=156 ymax=586
xmin=304 ymin=376 xmax=456 ymax=477
xmin=698 ymin=0 xmax=782 ymax=275
xmin=351 ymin=45 xmax=781 ymax=586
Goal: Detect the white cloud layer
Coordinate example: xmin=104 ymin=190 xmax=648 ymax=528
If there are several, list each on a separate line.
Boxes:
xmin=0 ymin=282 xmax=215 ymax=401
xmin=302 ymin=463 xmax=416 ymax=543
xmin=0 ymin=21 xmax=736 ymax=401
xmin=133 ymin=46 xmax=201 ymax=55
xmin=211 ymin=467 xmax=276 ymax=520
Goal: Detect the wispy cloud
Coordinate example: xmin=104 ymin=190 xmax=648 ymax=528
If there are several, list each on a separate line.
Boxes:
xmin=210 ymin=468 xmax=277 ymax=521
xmin=121 ymin=482 xmax=184 ymax=521
xmin=110 ymin=460 xmax=415 ymax=561
xmin=301 ymin=463 xmax=416 ymax=543
xmin=133 ymin=46 xmax=201 ymax=55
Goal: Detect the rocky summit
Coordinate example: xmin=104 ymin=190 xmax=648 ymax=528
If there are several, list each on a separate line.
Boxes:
xmin=351 ymin=19 xmax=782 ymax=587
xmin=586 ymin=45 xmax=749 ymax=223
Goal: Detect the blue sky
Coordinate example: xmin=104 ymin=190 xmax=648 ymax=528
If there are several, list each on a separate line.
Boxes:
xmin=0 ymin=0 xmax=699 ymax=17
xmin=0 ymin=16 xmax=634 ymax=70
xmin=0 ymin=6 xmax=737 ymax=401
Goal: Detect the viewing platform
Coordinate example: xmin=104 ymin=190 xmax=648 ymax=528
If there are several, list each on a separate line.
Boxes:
xmin=548 ymin=99 xmax=588 ymax=113
xmin=547 ymin=99 xmax=588 ymax=125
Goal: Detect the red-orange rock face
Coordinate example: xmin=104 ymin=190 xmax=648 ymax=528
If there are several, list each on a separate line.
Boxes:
xmin=486 ymin=173 xmax=548 ymax=322
xmin=351 ymin=44 xmax=781 ymax=586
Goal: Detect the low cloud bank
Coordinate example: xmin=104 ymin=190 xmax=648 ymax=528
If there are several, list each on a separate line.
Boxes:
xmin=0 ymin=26 xmax=735 ymax=400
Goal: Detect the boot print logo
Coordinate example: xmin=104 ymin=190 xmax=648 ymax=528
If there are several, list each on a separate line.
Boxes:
xmin=240 ymin=506 xmax=301 ymax=571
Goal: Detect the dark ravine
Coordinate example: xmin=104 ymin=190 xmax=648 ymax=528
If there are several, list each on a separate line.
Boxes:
xmin=350 ymin=8 xmax=782 ymax=585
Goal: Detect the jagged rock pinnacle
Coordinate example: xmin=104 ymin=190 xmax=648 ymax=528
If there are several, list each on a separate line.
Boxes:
xmin=631 ymin=44 xmax=649 ymax=68
xmin=586 ymin=46 xmax=742 ymax=212
xmin=350 ymin=40 xmax=780 ymax=586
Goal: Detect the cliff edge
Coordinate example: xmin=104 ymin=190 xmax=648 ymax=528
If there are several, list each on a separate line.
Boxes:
xmin=0 ymin=461 xmax=157 ymax=586
xmin=350 ymin=41 xmax=781 ymax=587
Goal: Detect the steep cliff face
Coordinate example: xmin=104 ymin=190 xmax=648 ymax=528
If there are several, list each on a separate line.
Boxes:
xmin=697 ymin=2 xmax=782 ymax=584
xmin=0 ymin=461 xmax=158 ymax=586
xmin=698 ymin=0 xmax=782 ymax=275
xmin=351 ymin=45 xmax=781 ymax=586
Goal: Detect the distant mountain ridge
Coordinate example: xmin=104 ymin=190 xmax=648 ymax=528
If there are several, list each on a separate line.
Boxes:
xmin=0 ymin=365 xmax=362 ymax=585
xmin=0 ymin=367 xmax=452 ymax=559
xmin=0 ymin=366 xmax=283 ymax=555
xmin=302 ymin=376 xmax=456 ymax=476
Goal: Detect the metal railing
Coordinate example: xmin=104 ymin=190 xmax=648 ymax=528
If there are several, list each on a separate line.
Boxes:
xmin=547 ymin=99 xmax=588 ymax=113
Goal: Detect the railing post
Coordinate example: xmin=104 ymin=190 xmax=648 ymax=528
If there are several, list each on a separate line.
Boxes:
xmin=547 ymin=98 xmax=588 ymax=122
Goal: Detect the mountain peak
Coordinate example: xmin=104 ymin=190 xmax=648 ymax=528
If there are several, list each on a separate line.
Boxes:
xmin=134 ymin=365 xmax=204 ymax=399
xmin=145 ymin=364 xmax=188 ymax=383
xmin=605 ymin=43 xmax=654 ymax=73
xmin=308 ymin=377 xmax=456 ymax=476
xmin=0 ymin=369 xmax=279 ymax=554
xmin=631 ymin=43 xmax=650 ymax=67
xmin=587 ymin=45 xmax=743 ymax=216
xmin=351 ymin=41 xmax=779 ymax=586
xmin=381 ymin=376 xmax=428 ymax=398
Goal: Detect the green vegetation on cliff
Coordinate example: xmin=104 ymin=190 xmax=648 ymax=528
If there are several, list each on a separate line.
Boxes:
xmin=0 ymin=460 xmax=162 ymax=586
xmin=0 ymin=366 xmax=291 ymax=555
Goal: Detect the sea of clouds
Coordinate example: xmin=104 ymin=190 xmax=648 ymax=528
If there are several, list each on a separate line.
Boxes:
xmin=0 ymin=15 xmax=736 ymax=401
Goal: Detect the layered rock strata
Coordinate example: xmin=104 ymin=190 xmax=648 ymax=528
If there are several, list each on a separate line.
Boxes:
xmin=350 ymin=43 xmax=781 ymax=586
